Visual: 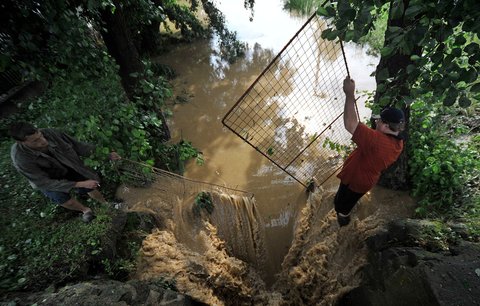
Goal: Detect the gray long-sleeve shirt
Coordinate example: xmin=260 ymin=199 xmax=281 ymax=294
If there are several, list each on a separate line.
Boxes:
xmin=11 ymin=129 xmax=100 ymax=193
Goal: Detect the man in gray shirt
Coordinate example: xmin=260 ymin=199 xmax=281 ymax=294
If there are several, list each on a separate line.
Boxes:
xmin=10 ymin=122 xmax=120 ymax=223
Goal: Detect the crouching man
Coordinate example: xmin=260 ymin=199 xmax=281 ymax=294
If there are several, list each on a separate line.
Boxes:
xmin=10 ymin=122 xmax=121 ymax=223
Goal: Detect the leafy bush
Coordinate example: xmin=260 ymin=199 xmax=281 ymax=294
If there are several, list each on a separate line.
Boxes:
xmin=408 ymin=100 xmax=479 ymax=217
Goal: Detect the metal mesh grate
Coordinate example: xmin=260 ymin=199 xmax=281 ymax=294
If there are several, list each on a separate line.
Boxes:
xmin=222 ymin=13 xmax=355 ymax=187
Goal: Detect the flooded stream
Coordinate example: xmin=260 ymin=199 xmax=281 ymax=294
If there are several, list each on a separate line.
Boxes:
xmin=118 ymin=0 xmax=416 ymax=304
xmin=157 ymin=0 xmax=378 ymax=281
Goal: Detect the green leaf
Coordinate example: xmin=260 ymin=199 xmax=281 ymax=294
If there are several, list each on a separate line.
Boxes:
xmin=344 ymin=30 xmax=355 ymax=41
xmin=406 ymin=64 xmax=416 ymax=74
xmin=376 ymin=68 xmax=389 ymax=81
xmin=451 ymin=48 xmax=462 ymax=57
xmin=379 ymin=95 xmax=391 ymax=105
xmin=317 ymin=7 xmax=329 ymax=17
xmin=454 ymin=35 xmax=467 ymax=46
xmin=405 ymin=4 xmax=424 ymax=18
xmin=391 ymin=0 xmax=405 ymax=19
xmin=399 ymin=39 xmax=413 ymax=55
xmin=324 ymin=29 xmax=339 ymax=40
xmin=355 ymin=7 xmax=372 ymax=26
xmin=443 ymin=90 xmax=457 ymax=106
xmin=380 ymin=46 xmax=394 ymax=57
xmin=345 ymin=8 xmax=356 ymax=21
xmin=410 ymin=55 xmax=421 ymax=61
xmin=464 ymin=43 xmax=479 ymax=55
xmin=326 ymin=6 xmax=336 ymax=16
xmin=448 ymin=71 xmax=460 ymax=81
xmin=388 ymin=26 xmax=403 ymax=34
xmin=458 ymin=95 xmax=471 ymax=108
xmin=377 ymin=83 xmax=386 ymax=93
xmin=469 ymin=55 xmax=477 ymax=65
xmin=337 ymin=0 xmax=351 ymax=15
xmin=459 ymin=69 xmax=477 ymax=83
xmin=266 ymin=147 xmax=274 ymax=156
xmin=431 ymin=52 xmax=443 ymax=64
xmin=470 ymin=83 xmax=480 ymax=92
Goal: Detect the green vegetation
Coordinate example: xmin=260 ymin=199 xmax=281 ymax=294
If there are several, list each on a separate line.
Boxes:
xmin=0 ymin=47 xmax=175 ymax=294
xmin=318 ymin=0 xmax=480 ymax=109
xmin=322 ymin=137 xmax=354 ymax=158
xmin=284 ymin=0 xmax=318 ymax=15
xmin=409 ymin=100 xmax=480 ymax=232
xmin=357 ymin=5 xmax=388 ymax=55
xmin=284 ymin=0 xmax=387 ymax=55
xmin=0 ymin=143 xmax=112 ymax=291
xmin=193 ymin=191 xmax=214 ymax=216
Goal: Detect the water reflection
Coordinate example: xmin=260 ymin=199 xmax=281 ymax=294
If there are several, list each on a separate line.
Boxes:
xmin=223 ymin=14 xmax=352 ymax=186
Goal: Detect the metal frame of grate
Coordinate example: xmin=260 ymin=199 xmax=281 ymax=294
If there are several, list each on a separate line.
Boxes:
xmin=222 ymin=13 xmax=356 ymax=188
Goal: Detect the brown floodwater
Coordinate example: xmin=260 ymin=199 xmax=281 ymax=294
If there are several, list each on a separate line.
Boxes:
xmin=151 ymin=31 xmax=377 ymax=284
xmin=117 ymin=1 xmax=415 ymax=303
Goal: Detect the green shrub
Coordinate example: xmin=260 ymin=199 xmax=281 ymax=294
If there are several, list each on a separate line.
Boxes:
xmin=408 ymin=100 xmax=479 ymax=217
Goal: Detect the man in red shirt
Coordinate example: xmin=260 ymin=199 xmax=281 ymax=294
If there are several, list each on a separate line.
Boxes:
xmin=335 ymin=76 xmax=405 ymax=226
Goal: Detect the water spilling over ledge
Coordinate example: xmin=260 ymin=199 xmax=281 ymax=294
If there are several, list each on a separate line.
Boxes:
xmin=119 ymin=176 xmax=415 ymax=305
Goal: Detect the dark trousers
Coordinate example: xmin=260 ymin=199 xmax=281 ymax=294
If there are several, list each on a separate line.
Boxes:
xmin=334 ymin=183 xmax=365 ymax=215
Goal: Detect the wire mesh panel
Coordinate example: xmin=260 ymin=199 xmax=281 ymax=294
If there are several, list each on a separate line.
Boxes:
xmin=222 ymin=13 xmax=353 ymax=187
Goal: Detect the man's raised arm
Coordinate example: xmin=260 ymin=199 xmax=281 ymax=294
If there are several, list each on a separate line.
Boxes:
xmin=342 ymin=76 xmax=358 ymax=135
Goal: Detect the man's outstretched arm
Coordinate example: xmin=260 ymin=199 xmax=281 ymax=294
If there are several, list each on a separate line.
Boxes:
xmin=343 ymin=76 xmax=358 ymax=135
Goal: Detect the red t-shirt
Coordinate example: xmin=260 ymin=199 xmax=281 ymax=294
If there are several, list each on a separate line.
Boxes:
xmin=337 ymin=123 xmax=404 ymax=193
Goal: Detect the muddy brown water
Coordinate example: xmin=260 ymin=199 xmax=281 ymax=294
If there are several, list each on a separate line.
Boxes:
xmin=117 ymin=1 xmax=416 ymax=304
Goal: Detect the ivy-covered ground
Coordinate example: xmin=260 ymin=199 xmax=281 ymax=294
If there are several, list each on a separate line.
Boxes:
xmin=0 ymin=144 xmax=113 ymax=290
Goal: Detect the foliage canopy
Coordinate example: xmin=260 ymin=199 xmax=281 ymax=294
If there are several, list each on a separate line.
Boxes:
xmin=317 ymin=0 xmax=480 ymax=109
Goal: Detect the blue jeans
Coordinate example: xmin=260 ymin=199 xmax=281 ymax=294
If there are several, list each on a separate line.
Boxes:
xmin=41 ymin=188 xmax=93 ymax=205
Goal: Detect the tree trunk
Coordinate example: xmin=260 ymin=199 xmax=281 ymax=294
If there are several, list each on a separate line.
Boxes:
xmin=375 ymin=0 xmax=421 ymax=190
xmin=99 ymin=1 xmax=170 ymax=141
xmin=99 ymin=0 xmax=144 ymax=99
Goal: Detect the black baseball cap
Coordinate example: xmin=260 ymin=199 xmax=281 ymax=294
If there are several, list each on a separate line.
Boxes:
xmin=379 ymin=107 xmax=404 ymax=123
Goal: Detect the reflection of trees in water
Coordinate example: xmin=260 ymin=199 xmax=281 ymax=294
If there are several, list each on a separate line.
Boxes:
xmin=313 ymin=16 xmax=344 ymax=111
xmin=191 ymin=22 xmax=349 ymax=185
xmin=222 ymin=17 xmax=349 ymax=183
xmin=209 ymin=42 xmax=279 ymax=81
xmin=223 ymin=47 xmax=307 ymax=168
